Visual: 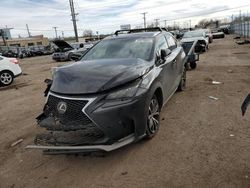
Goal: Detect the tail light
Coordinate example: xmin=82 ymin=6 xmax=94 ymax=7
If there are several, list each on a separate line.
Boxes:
xmin=10 ymin=59 xmax=19 ymax=64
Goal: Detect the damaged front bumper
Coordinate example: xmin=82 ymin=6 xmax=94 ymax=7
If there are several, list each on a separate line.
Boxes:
xmin=27 ymin=91 xmax=147 ymax=154
xmin=26 ymin=134 xmax=135 ymax=154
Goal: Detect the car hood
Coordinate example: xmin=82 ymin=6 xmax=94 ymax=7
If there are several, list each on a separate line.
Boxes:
xmin=52 ymin=40 xmax=74 ymax=51
xmin=50 ymin=58 xmax=153 ymax=94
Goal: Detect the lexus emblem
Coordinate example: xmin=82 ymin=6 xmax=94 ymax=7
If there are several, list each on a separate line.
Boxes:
xmin=57 ymin=101 xmax=67 ymax=114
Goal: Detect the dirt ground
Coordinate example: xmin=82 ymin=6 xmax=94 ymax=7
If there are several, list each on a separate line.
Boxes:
xmin=0 ymin=36 xmax=249 ymax=188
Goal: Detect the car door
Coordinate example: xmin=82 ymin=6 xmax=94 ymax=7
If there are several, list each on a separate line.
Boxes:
xmin=155 ymin=35 xmax=177 ymax=101
xmin=165 ymin=34 xmax=183 ymax=90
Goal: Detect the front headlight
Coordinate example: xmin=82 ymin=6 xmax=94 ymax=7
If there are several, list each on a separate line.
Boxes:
xmin=106 ymin=80 xmax=141 ymax=100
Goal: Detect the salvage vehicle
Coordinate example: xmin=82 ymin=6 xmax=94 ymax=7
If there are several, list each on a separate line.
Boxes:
xmin=181 ymin=30 xmax=209 ymax=53
xmin=27 ymin=27 xmax=195 ymax=154
xmin=211 ymin=28 xmax=225 ymax=39
xmin=52 ymin=40 xmax=85 ymax=61
xmin=0 ymin=55 xmax=22 ymax=86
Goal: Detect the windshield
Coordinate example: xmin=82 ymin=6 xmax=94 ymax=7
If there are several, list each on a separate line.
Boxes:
xmin=82 ymin=37 xmax=154 ymax=61
xmin=183 ymin=31 xmax=204 ymax=38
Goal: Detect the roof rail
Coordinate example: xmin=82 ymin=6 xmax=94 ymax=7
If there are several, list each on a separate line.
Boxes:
xmin=114 ymin=27 xmax=168 ymax=36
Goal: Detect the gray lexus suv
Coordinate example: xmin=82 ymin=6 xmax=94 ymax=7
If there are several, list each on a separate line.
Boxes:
xmin=27 ymin=28 xmax=187 ymax=154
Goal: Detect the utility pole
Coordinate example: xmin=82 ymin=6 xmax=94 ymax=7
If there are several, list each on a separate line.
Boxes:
xmin=26 ymin=24 xmax=31 ymax=37
xmin=69 ymin=0 xmax=79 ymax=42
xmin=189 ymin=20 xmax=192 ymax=29
xmin=154 ymin=19 xmax=160 ymax=27
xmin=141 ymin=12 xmax=147 ymax=28
xmin=240 ymin=10 xmax=242 ymax=36
xmin=53 ymin=27 xmax=58 ymax=39
xmin=0 ymin=29 xmax=7 ymax=46
xmin=62 ymin=31 xmax=64 ymax=39
xmin=164 ymin=20 xmax=167 ymax=28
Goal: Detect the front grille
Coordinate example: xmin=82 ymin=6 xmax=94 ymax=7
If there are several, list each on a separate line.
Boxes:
xmin=40 ymin=94 xmax=106 ymax=145
xmin=45 ymin=95 xmax=92 ymax=126
xmin=35 ymin=130 xmax=107 ymax=146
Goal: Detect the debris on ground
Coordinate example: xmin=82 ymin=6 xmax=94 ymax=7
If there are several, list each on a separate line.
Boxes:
xmin=229 ymin=134 xmax=235 ymax=137
xmin=234 ymin=36 xmax=241 ymax=39
xmin=121 ymin=171 xmax=128 ymax=175
xmin=227 ymin=69 xmax=233 ymax=73
xmin=212 ymin=81 xmax=222 ymax=85
xmin=11 ymin=139 xmax=24 ymax=147
xmin=235 ymin=40 xmax=250 ymax=45
xmin=208 ymin=96 xmax=219 ymax=100
xmin=241 ymin=93 xmax=250 ymax=116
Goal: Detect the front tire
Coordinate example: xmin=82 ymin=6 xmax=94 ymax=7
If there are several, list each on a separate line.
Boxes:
xmin=145 ymin=95 xmax=160 ymax=139
xmin=0 ymin=71 xmax=14 ymax=86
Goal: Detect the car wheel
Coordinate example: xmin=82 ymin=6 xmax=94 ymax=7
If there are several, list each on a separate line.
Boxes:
xmin=68 ymin=52 xmax=73 ymax=60
xmin=0 ymin=71 xmax=14 ymax=86
xmin=145 ymin=94 xmax=160 ymax=139
xmin=177 ymin=67 xmax=186 ymax=91
xmin=190 ymin=62 xmax=197 ymax=69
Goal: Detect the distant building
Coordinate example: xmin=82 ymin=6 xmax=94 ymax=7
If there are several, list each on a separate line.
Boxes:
xmin=0 ymin=28 xmax=12 ymax=39
xmin=0 ymin=35 xmax=49 ymax=47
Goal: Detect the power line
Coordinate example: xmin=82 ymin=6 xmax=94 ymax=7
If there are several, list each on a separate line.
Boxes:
xmin=10 ymin=4 xmax=250 ymax=35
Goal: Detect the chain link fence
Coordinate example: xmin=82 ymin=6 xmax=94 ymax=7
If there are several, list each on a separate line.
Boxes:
xmin=231 ymin=11 xmax=250 ymax=38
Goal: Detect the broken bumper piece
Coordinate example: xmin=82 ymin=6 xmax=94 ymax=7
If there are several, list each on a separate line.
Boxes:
xmin=26 ymin=134 xmax=135 ymax=154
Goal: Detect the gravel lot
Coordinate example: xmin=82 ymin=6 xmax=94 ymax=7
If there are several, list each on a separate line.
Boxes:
xmin=0 ymin=35 xmax=249 ymax=188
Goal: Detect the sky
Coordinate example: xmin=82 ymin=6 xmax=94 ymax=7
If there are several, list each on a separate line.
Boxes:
xmin=1 ymin=0 xmax=250 ymax=38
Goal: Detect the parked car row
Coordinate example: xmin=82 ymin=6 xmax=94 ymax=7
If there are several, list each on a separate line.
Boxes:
xmin=0 ymin=45 xmax=54 ymax=59
xmin=52 ymin=40 xmax=95 ymax=62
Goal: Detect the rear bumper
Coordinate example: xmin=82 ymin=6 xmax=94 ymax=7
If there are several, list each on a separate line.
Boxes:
xmin=13 ymin=65 xmax=22 ymax=77
xmin=26 ymin=134 xmax=136 ymax=154
xmin=52 ymin=54 xmax=68 ymax=61
xmin=14 ymin=72 xmax=22 ymax=78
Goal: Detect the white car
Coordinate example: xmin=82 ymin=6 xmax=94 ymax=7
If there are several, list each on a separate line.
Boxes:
xmin=0 ymin=55 xmax=22 ymax=86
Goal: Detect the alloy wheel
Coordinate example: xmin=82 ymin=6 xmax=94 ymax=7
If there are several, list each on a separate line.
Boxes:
xmin=147 ymin=95 xmax=160 ymax=134
xmin=0 ymin=72 xmax=13 ymax=85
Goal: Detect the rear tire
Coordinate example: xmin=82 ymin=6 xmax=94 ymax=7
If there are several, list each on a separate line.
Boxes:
xmin=0 ymin=71 xmax=14 ymax=86
xmin=145 ymin=94 xmax=160 ymax=139
xmin=190 ymin=62 xmax=197 ymax=69
xmin=177 ymin=67 xmax=186 ymax=91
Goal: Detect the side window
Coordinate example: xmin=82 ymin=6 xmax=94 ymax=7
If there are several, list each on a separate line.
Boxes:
xmin=155 ymin=35 xmax=169 ymax=54
xmin=166 ymin=35 xmax=177 ymax=51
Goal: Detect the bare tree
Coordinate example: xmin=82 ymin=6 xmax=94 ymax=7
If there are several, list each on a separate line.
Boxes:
xmin=147 ymin=23 xmax=155 ymax=28
xmin=83 ymin=29 xmax=93 ymax=37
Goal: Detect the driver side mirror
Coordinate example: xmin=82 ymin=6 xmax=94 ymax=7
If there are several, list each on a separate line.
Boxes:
xmin=161 ymin=49 xmax=171 ymax=60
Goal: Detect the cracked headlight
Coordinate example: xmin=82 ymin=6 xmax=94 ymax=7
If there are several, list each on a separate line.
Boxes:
xmin=106 ymin=80 xmax=141 ymax=100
